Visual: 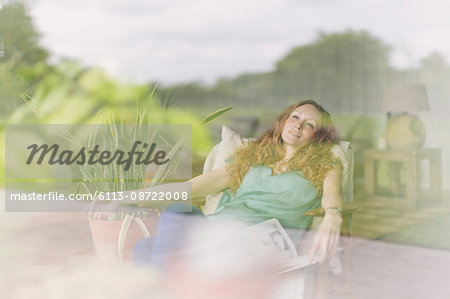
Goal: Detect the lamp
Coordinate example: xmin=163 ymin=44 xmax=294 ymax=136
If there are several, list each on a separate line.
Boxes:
xmin=382 ymin=84 xmax=429 ymax=150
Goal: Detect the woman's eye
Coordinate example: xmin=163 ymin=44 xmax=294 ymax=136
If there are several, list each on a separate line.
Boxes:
xmin=292 ymin=115 xmax=300 ymax=120
xmin=306 ymin=123 xmax=314 ymax=128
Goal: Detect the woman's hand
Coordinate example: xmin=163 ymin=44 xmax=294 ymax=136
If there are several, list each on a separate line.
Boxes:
xmin=308 ymin=210 xmax=342 ymax=263
xmin=309 ymin=163 xmax=343 ymax=263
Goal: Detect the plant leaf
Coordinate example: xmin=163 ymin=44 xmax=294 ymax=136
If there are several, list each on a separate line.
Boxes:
xmin=199 ymin=106 xmax=232 ymax=125
xmin=118 ymin=213 xmax=135 ymax=263
xmin=134 ymin=218 xmax=150 ymax=238
xmin=149 ymin=138 xmax=185 ymax=186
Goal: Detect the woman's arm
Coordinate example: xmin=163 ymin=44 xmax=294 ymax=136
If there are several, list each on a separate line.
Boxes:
xmin=190 ymin=165 xmax=229 ymax=200
xmin=89 ymin=166 xmax=229 ymax=217
xmin=321 ymin=164 xmax=343 ymax=212
xmin=123 ymin=165 xmax=229 ymax=208
xmin=308 ymin=164 xmax=343 ymax=263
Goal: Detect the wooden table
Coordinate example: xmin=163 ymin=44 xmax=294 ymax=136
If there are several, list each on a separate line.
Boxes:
xmin=365 ymin=148 xmax=442 ymax=207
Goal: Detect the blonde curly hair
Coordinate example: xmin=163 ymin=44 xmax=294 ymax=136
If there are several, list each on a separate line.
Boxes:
xmin=226 ymin=100 xmax=339 ymax=197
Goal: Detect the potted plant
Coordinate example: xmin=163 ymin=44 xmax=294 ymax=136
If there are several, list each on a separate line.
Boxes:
xmin=78 ymin=113 xmax=186 ymax=262
xmin=80 ymin=106 xmax=232 ymax=262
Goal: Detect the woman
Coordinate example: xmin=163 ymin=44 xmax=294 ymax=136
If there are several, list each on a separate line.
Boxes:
xmin=96 ymin=100 xmax=343 ymax=265
xmin=186 ymin=100 xmax=342 ymax=263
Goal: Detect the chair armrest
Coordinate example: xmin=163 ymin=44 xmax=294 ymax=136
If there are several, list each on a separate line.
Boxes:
xmin=304 ymin=203 xmax=359 ymax=217
xmin=305 ymin=203 xmax=359 ymax=236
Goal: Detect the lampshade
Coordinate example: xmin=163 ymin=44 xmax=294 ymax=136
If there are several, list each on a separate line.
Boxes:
xmin=382 ymin=84 xmax=429 ymax=113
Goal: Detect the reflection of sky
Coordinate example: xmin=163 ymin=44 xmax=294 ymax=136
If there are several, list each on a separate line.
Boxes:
xmin=29 ymin=0 xmax=450 ymax=84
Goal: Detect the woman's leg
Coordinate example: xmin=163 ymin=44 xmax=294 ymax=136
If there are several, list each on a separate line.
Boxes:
xmin=134 ymin=237 xmax=155 ymax=266
xmin=134 ymin=203 xmax=203 ymax=267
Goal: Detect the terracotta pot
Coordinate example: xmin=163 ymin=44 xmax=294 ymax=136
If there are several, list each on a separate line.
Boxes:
xmin=88 ymin=213 xmax=159 ymax=262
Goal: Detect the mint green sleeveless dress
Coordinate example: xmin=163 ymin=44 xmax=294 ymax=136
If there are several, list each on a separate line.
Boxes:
xmin=207 ymin=166 xmax=321 ymax=229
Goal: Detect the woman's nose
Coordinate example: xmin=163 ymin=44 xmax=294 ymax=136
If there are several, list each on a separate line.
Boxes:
xmin=294 ymin=121 xmax=303 ymax=129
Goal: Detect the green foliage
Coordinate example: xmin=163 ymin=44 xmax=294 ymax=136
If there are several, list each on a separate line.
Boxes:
xmin=0 ymin=60 xmax=232 ymax=187
xmin=77 ymin=68 xmax=149 ymax=104
xmin=0 ymin=1 xmax=49 ymax=116
xmin=0 ymin=1 xmax=48 ymax=66
xmin=0 ymin=55 xmax=27 ymax=117
xmin=199 ymin=106 xmax=233 ymax=125
xmin=164 ymin=108 xmax=215 ymax=156
xmin=8 ymin=63 xmax=216 ymax=156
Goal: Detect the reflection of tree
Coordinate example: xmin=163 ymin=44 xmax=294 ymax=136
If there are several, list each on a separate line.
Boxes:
xmin=167 ymin=30 xmax=394 ymax=114
xmin=2 ymin=2 xmax=450 ymax=119
xmin=274 ymin=30 xmax=392 ymax=113
xmin=0 ymin=1 xmax=48 ymax=66
xmin=0 ymin=1 xmax=49 ymax=116
xmin=420 ymin=52 xmax=450 ymax=103
xmin=167 ymin=31 xmax=450 ymax=117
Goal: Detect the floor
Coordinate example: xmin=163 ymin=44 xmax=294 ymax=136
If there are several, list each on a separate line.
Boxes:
xmin=328 ymin=194 xmax=450 ymax=299
xmin=328 ymin=237 xmax=450 ymax=299
xmin=351 ymin=197 xmax=450 ymax=243
xmin=1 ymin=190 xmax=450 ymax=299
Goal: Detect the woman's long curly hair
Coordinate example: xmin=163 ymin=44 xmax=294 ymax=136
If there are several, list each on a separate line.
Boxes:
xmin=227 ymin=100 xmax=339 ymax=197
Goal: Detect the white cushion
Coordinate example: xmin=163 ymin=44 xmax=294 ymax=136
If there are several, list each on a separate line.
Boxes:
xmin=202 ymin=126 xmax=353 ymax=215
xmin=203 ymin=126 xmax=244 ymax=173
xmin=202 ymin=126 xmax=255 ymax=215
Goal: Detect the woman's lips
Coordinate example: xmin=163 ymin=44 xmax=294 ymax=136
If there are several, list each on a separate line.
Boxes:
xmin=289 ymin=130 xmax=301 ymax=138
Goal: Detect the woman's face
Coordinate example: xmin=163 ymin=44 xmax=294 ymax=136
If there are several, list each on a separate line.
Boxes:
xmin=281 ymin=104 xmax=322 ymax=151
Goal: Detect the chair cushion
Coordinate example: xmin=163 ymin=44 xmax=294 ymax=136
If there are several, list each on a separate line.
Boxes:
xmin=331 ymin=141 xmax=354 ymax=203
xmin=203 ymin=126 xmax=244 ymax=173
xmin=202 ymin=126 xmax=255 ymax=215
